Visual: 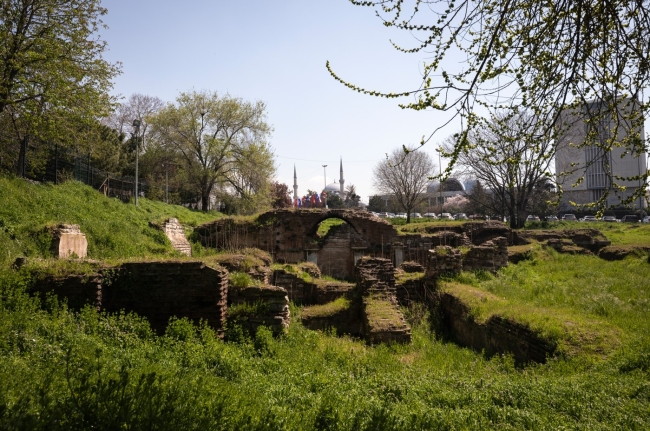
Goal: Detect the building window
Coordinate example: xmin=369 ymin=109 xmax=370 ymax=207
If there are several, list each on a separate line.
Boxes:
xmin=585 ymin=146 xmax=611 ymax=189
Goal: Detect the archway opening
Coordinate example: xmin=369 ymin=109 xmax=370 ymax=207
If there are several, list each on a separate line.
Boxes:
xmin=313 ymin=217 xmax=358 ymax=280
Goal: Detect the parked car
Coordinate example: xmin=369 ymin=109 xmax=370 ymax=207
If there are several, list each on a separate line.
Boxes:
xmin=423 ymin=213 xmax=438 ymax=219
xmin=582 ymin=215 xmax=598 ymax=222
xmin=439 ymin=213 xmax=454 ymax=220
xmin=410 ymin=213 xmax=423 ymax=219
xmin=621 ymin=215 xmax=640 ymax=223
xmin=395 ymin=213 xmax=408 ymax=219
xmin=454 ymin=213 xmax=468 ymax=220
xmin=643 ymin=216 xmax=650 ymax=223
xmin=526 ymin=215 xmax=540 ymax=222
xmin=546 ymin=216 xmax=559 ymax=222
xmin=562 ymin=214 xmax=577 ymax=221
xmin=602 ymin=215 xmax=617 ymax=222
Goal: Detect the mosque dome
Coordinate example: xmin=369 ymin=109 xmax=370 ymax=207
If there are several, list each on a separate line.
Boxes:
xmin=324 ymin=182 xmax=341 ymax=193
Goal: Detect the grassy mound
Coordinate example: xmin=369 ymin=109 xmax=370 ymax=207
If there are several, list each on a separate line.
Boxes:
xmin=0 ymin=176 xmax=222 ymax=265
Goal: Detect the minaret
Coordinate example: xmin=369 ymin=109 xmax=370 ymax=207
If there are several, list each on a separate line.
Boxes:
xmin=293 ymin=164 xmax=299 ymax=201
xmin=339 ymin=157 xmax=345 ymax=194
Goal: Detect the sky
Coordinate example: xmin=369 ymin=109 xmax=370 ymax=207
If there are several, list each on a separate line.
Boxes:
xmin=99 ymin=0 xmax=458 ymax=203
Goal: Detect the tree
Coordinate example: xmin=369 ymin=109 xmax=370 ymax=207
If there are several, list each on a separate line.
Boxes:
xmin=464 ymin=180 xmax=491 ymax=217
xmin=0 ymin=0 xmax=120 ymax=171
xmin=345 ymin=183 xmax=361 ymax=207
xmin=148 ymin=90 xmax=273 ymax=211
xmin=449 ymin=111 xmax=556 ymax=228
xmin=104 ymin=93 xmax=164 ymax=151
xmin=270 ymin=182 xmax=292 ymax=209
xmin=373 ymin=146 xmax=436 ymax=223
xmin=442 ymin=195 xmax=469 ymax=215
xmin=367 ymin=195 xmax=385 ymax=213
xmin=330 ymin=0 xmax=650 ymax=209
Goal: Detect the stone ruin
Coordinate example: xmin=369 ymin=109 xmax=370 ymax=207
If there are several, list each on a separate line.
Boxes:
xmin=150 ymin=218 xmax=192 ymax=256
xmin=31 ymin=211 xmax=623 ymax=363
xmin=194 ymin=209 xmax=398 ymax=279
xmin=355 ymin=257 xmax=412 ymax=344
xmin=51 ymin=224 xmax=87 ymax=258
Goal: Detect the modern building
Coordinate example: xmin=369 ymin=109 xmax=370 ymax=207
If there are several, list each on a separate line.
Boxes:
xmin=555 ymin=99 xmax=647 ymax=211
xmin=426 ymin=177 xmax=467 ymax=206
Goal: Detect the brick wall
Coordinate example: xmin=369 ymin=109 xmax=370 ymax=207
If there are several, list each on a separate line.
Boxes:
xmin=272 ymin=269 xmax=353 ymax=305
xmin=104 ymin=262 xmax=228 ymax=334
xmin=195 ymin=209 xmax=398 ymax=276
xmin=439 ymin=292 xmax=556 ymax=364
xmin=33 ymin=261 xmax=229 ymax=335
xmin=228 ymin=285 xmax=290 ymax=335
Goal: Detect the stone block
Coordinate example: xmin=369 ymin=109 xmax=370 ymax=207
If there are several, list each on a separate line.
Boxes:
xmin=159 ymin=218 xmax=191 ymax=256
xmin=51 ymin=224 xmax=87 ymax=258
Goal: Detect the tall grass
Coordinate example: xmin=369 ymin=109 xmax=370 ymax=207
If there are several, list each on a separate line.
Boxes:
xmin=1 ymin=259 xmax=649 ymax=429
xmin=1 ymin=176 xmax=649 ymax=429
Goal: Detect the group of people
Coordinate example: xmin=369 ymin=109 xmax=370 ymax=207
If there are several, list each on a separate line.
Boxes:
xmin=294 ymin=191 xmax=328 ymax=208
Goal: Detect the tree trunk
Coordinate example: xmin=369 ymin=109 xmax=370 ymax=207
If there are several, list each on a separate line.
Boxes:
xmin=201 ymin=192 xmax=210 ymax=211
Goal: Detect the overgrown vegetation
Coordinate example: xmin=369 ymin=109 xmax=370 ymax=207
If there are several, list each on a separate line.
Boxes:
xmin=1 ymin=177 xmax=650 ymax=429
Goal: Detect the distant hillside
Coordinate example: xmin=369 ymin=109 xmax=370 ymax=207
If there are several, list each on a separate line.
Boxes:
xmin=0 ymin=176 xmax=222 ymax=266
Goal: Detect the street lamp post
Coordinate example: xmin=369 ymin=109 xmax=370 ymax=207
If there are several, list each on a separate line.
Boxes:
xmin=132 ymin=119 xmax=141 ymax=206
xmin=437 ymin=148 xmax=443 ymax=216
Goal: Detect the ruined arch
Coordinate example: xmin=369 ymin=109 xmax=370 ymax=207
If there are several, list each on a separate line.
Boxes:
xmin=196 ymin=209 xmax=398 ymax=278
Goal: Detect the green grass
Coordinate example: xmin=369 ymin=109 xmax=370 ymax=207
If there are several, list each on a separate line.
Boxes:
xmin=316 ymin=218 xmax=345 ymax=237
xmin=0 ymin=176 xmax=222 ymax=265
xmin=363 ymin=294 xmax=407 ymax=331
xmin=1 ymin=178 xmax=650 ymax=429
xmin=301 ymin=297 xmax=351 ymax=318
xmin=522 ymin=220 xmax=650 ymax=246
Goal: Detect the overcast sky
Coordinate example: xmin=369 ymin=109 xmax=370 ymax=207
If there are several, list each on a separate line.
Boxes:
xmin=100 ymin=0 xmax=463 ymax=201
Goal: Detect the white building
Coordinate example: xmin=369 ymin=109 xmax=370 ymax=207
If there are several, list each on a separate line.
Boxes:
xmin=555 ymin=99 xmax=647 ymax=210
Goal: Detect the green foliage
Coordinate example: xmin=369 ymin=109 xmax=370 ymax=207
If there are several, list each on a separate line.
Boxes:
xmin=0 ymin=0 xmax=121 ymax=173
xmin=2 ymin=185 xmax=650 ymax=428
xmin=148 ymin=90 xmax=274 ymax=212
xmin=229 ymin=272 xmax=255 ymax=289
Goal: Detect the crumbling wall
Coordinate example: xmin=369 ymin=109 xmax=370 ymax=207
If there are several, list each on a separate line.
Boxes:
xmin=194 ymin=209 xmax=398 ymax=273
xmin=426 ymin=246 xmax=462 ymax=280
xmin=228 ymin=285 xmax=290 ymax=335
xmin=355 ymin=257 xmax=411 ymax=344
xmin=32 ymin=261 xmax=229 ymax=334
xmin=516 ymin=228 xmax=611 ymax=252
xmin=272 ymin=269 xmax=353 ymax=305
xmin=462 ymin=237 xmax=509 ymax=273
xmin=439 ymin=292 xmax=556 ymax=364
xmin=103 ymin=262 xmax=228 ymax=334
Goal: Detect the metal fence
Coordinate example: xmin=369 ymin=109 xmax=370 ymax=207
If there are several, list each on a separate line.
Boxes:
xmin=22 ymin=144 xmax=149 ymax=203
